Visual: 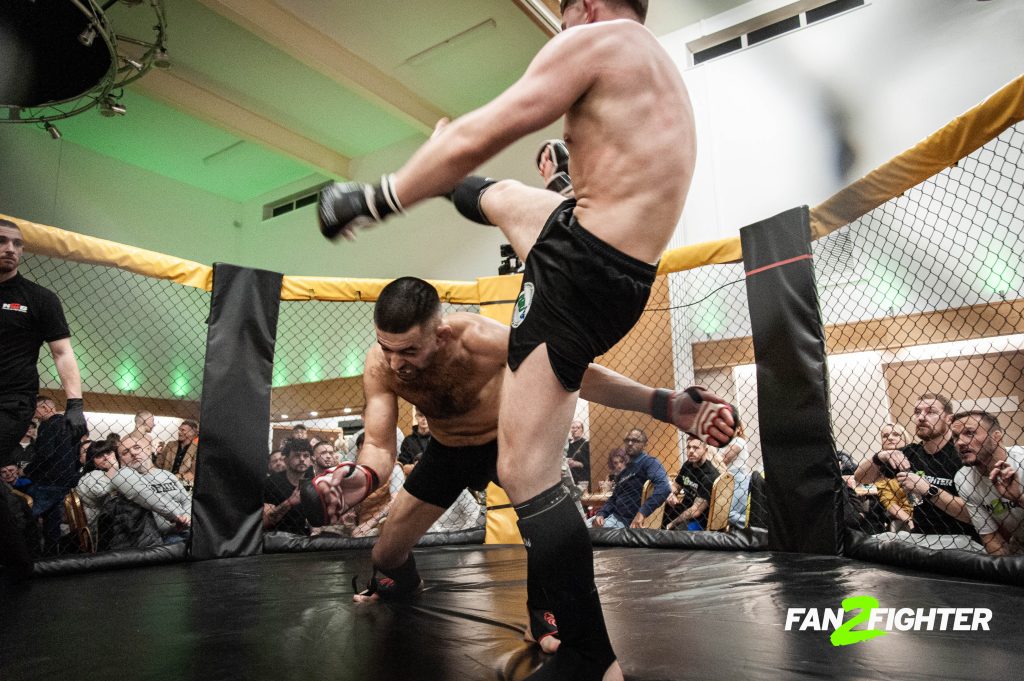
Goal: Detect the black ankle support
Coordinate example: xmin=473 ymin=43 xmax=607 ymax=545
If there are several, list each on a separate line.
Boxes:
xmin=515 ymin=483 xmax=616 ymax=680
xmin=446 ymin=175 xmax=497 ymax=225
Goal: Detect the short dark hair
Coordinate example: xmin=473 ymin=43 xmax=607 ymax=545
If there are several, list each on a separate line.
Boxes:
xmin=953 ymin=410 xmax=1002 ymax=432
xmin=918 ymin=393 xmax=953 ymax=415
xmin=560 ymin=0 xmax=648 ymax=22
xmin=181 ymin=419 xmax=199 ymax=431
xmin=282 ymin=438 xmax=313 ymax=457
xmin=374 ymin=277 xmax=442 ymax=333
xmin=292 ymin=424 xmax=307 ymax=432
xmin=87 ymin=439 xmax=118 ymax=459
xmin=0 ymin=218 xmax=21 ymax=231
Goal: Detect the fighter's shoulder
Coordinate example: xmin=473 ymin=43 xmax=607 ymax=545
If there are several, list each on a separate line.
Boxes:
xmin=454 ymin=313 xmax=509 ymax=353
xmin=554 ymin=20 xmax=652 ymax=57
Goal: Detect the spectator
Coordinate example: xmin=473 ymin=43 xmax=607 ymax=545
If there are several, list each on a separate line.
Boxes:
xmin=1 ymin=218 xmax=87 ymax=576
xmin=312 ymin=441 xmax=338 ymax=477
xmin=127 ymin=410 xmax=156 ymax=457
xmin=292 ymin=424 xmax=309 ymax=441
xmin=1 ymin=462 xmax=31 ymax=492
xmin=606 ymin=448 xmax=628 ymax=484
xmin=268 ymin=449 xmax=286 ymax=476
xmin=23 ymin=395 xmax=84 ymax=554
xmin=565 ymin=419 xmax=591 ymax=486
xmin=263 ymin=438 xmax=312 ymax=535
xmin=16 ymin=420 xmax=37 ymax=469
xmin=76 ymin=440 xmax=120 ymax=537
xmin=398 ymin=410 xmax=431 ymax=475
xmin=156 ymin=419 xmax=199 ymax=488
xmin=110 ymin=434 xmax=192 ymax=545
xmin=875 ymin=423 xmax=914 ymax=531
xmin=951 ymin=411 xmax=1024 ymax=555
xmin=720 ymin=424 xmax=752 ymax=530
xmin=665 ymin=437 xmax=721 ymax=531
xmin=855 ymin=393 xmax=978 ymax=550
xmin=593 ymin=429 xmax=670 ymax=529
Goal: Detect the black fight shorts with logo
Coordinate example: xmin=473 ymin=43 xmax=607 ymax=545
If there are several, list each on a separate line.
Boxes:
xmin=508 ymin=199 xmax=658 ymax=391
xmin=403 ymin=438 xmax=499 ymax=509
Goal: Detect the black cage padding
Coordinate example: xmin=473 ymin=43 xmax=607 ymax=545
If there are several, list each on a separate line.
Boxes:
xmin=191 ymin=264 xmax=282 ymax=560
xmin=590 ymin=527 xmax=767 ymax=551
xmin=263 ymin=529 xmax=487 ymax=553
xmin=845 ymin=531 xmax=1024 ymax=587
xmin=741 ymin=206 xmax=843 ymax=555
xmin=31 ymin=543 xmax=187 ymax=576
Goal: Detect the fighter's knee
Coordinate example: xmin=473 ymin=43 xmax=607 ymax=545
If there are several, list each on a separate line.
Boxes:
xmin=481 ymin=179 xmax=526 ymax=208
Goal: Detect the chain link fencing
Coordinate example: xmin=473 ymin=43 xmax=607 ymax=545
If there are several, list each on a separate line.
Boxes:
xmin=8 ymin=253 xmax=207 ymax=559
xmin=815 ymin=121 xmax=1024 ymax=555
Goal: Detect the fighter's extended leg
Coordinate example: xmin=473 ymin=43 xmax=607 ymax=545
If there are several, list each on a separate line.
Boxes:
xmin=352 ymin=488 xmax=445 ymax=603
xmin=497 ymin=346 xmax=622 ymax=681
xmin=447 ymin=177 xmax=563 ymax=262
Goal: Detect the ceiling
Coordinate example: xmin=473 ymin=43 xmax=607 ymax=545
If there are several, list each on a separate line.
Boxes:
xmin=37 ymin=0 xmax=750 ymax=203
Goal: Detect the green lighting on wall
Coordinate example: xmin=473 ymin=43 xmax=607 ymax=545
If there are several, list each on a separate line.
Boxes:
xmin=304 ymin=356 xmax=324 ymax=383
xmin=272 ymin=363 xmax=288 ymax=388
xmin=980 ymin=248 xmax=1020 ymax=295
xmin=342 ymin=350 xmax=364 ymax=378
xmin=866 ymin=262 xmax=908 ymax=312
xmin=115 ymin=358 xmax=142 ymax=392
xmin=169 ymin=366 xmax=192 ymax=397
xmin=696 ymin=304 xmax=723 ymax=335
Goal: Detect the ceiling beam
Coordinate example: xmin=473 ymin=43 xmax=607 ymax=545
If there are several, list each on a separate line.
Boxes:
xmin=511 ymin=0 xmax=560 ymax=36
xmin=195 ymin=0 xmax=447 ymax=135
xmin=132 ymin=67 xmax=352 ymax=180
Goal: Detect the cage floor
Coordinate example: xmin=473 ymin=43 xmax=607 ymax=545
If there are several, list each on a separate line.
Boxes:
xmin=3 ymin=545 xmax=1021 ymax=680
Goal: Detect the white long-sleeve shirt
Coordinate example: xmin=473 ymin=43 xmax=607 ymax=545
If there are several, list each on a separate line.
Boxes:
xmin=111 ymin=467 xmax=192 ymax=536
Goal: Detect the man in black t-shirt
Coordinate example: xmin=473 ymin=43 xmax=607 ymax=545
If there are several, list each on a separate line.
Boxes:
xmin=1 ymin=219 xmax=87 ymax=579
xmin=855 ymin=392 xmax=975 ymax=541
xmin=664 ymin=437 xmax=721 ymax=531
xmin=397 ymin=410 xmax=431 ymax=475
xmin=263 ymin=438 xmax=314 ymax=535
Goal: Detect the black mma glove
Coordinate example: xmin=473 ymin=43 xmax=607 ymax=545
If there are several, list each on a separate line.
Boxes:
xmin=64 ymin=398 xmax=88 ymax=440
xmin=318 ymin=174 xmax=404 ymax=241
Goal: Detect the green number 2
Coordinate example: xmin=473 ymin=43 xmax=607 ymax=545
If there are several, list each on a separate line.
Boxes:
xmin=830 ymin=596 xmax=889 ymax=647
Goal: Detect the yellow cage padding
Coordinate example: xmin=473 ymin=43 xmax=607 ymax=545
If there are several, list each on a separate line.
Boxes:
xmin=810 ymin=75 xmax=1024 ymax=240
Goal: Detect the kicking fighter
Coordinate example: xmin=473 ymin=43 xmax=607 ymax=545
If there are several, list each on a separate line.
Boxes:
xmin=316 ymin=3 xmax=731 ymax=677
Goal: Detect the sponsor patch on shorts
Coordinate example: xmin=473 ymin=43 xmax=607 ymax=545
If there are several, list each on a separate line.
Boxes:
xmin=511 ymin=282 xmax=534 ymax=328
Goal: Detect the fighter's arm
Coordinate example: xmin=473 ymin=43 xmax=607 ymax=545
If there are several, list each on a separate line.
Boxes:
xmin=359 ymin=349 xmax=401 ymax=486
xmin=393 ymin=28 xmax=602 ymax=205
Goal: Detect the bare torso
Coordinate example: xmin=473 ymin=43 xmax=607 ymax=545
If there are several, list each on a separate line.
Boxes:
xmin=366 ymin=313 xmax=506 ymax=447
xmin=564 ymin=20 xmax=695 ymax=264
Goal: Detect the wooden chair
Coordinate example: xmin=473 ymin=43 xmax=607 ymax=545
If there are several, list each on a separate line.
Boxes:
xmin=706 ymin=472 xmax=736 ymax=531
xmin=63 ymin=489 xmax=95 ymax=554
xmin=10 ymin=487 xmax=33 ymax=509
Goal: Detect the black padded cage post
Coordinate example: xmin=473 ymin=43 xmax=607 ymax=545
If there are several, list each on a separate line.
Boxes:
xmin=742 ymin=206 xmax=843 ymax=555
xmin=190 ymin=264 xmax=282 ymax=560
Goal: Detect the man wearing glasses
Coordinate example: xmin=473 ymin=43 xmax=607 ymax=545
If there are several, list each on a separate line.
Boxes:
xmin=592 ymin=428 xmax=670 ymax=529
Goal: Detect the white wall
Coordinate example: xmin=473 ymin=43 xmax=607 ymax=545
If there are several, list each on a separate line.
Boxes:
xmin=236 ymin=123 xmax=565 ymax=281
xmin=0 ymin=124 xmax=243 ymax=265
xmin=662 ymin=0 xmax=1024 ymax=248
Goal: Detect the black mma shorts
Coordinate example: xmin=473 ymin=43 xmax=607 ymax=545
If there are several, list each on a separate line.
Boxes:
xmin=508 ymin=199 xmax=658 ymax=391
xmin=403 ymin=438 xmax=499 ymax=509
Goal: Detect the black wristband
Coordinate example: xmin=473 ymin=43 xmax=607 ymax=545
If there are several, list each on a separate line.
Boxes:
xmin=66 ymin=397 xmax=83 ymax=410
xmin=871 ymin=452 xmax=884 ymax=467
xmin=651 ymin=389 xmax=672 ymax=423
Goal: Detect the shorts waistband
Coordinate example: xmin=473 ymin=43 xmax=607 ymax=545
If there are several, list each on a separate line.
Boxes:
xmin=428 ymin=438 xmax=498 ymax=456
xmin=567 ymin=219 xmax=659 ymax=281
